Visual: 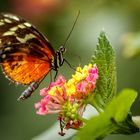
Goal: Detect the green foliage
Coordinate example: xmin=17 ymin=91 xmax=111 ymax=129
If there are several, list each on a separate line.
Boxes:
xmin=91 ymin=32 xmax=116 ymax=109
xmin=76 ymin=32 xmax=139 ymax=140
xmin=105 ymin=89 xmax=137 ymax=122
xmin=77 ymin=89 xmax=138 ymax=140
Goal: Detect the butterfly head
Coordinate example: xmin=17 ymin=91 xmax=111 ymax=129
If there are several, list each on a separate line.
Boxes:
xmin=59 ymin=46 xmax=66 ymax=54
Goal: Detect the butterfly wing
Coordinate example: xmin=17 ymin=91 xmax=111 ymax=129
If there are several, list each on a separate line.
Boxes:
xmin=0 ymin=13 xmax=55 ymax=85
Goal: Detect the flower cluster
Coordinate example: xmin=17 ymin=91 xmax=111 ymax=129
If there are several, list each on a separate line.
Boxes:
xmin=35 ymin=64 xmax=98 ymax=135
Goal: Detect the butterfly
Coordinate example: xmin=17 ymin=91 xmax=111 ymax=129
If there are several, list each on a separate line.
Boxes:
xmin=0 ymin=12 xmax=79 ymax=101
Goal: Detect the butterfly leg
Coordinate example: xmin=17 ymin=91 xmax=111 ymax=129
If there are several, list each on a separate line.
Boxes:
xmin=54 ymin=70 xmax=58 ymax=81
xmin=63 ymin=59 xmax=76 ymax=71
xmin=49 ymin=69 xmax=53 ymax=83
xmin=49 ymin=68 xmax=57 ymax=82
xmin=48 ymin=69 xmax=53 ymax=88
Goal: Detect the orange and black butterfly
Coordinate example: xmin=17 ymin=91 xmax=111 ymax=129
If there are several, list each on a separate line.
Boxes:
xmin=0 ymin=12 xmax=79 ymax=101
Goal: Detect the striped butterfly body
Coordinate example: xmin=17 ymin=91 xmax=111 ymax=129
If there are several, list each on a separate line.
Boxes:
xmin=0 ymin=13 xmax=67 ymax=100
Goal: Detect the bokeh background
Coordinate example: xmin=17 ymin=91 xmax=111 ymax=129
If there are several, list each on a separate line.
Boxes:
xmin=0 ymin=0 xmax=140 ymax=140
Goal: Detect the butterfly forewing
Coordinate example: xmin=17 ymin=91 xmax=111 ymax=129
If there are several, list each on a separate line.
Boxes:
xmin=0 ymin=13 xmax=55 ymax=85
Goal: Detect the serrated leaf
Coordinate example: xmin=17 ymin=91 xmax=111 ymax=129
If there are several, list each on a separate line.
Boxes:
xmin=91 ymin=32 xmax=117 ymax=109
xmin=77 ymin=89 xmax=138 ymax=140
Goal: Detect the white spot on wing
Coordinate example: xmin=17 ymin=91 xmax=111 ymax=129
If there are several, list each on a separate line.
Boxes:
xmin=4 ymin=18 xmax=12 ymax=23
xmin=16 ymin=33 xmax=36 ymax=43
xmin=2 ymin=54 xmax=6 ymax=59
xmin=9 ymin=24 xmax=26 ymax=32
xmin=4 ymin=47 xmax=11 ymax=51
xmin=7 ymin=41 xmax=11 ymax=45
xmin=24 ymin=22 xmax=32 ymax=27
xmin=10 ymin=26 xmax=18 ymax=31
xmin=3 ymin=31 xmax=15 ymax=36
xmin=3 ymin=14 xmax=20 ymax=21
xmin=18 ymin=24 xmax=26 ymax=29
xmin=0 ymin=22 xmax=4 ymax=26
xmin=12 ymin=15 xmax=20 ymax=21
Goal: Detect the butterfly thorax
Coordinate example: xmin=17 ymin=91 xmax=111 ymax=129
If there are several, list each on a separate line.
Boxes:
xmin=51 ymin=46 xmax=66 ymax=71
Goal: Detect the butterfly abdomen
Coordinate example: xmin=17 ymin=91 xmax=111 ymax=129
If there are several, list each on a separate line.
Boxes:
xmin=18 ymin=81 xmax=40 ymax=100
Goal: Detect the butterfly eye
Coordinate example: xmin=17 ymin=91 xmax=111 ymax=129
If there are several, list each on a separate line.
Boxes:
xmin=59 ymin=46 xmax=66 ymax=54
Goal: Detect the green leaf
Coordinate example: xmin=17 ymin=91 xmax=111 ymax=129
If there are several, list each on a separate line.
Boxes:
xmin=105 ymin=89 xmax=137 ymax=122
xmin=77 ymin=89 xmax=138 ymax=140
xmin=91 ymin=32 xmax=117 ymax=109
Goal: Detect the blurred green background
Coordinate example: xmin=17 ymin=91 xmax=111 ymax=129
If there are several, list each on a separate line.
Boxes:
xmin=0 ymin=0 xmax=140 ymax=140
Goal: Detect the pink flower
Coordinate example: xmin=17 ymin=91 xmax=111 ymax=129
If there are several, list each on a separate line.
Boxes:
xmin=87 ymin=64 xmax=98 ymax=83
xmin=76 ymin=81 xmax=88 ymax=93
xmin=51 ymin=75 xmax=66 ymax=87
xmin=40 ymin=75 xmax=66 ymax=96
xmin=35 ymin=76 xmax=68 ymax=115
xmin=35 ymin=64 xmax=98 ymax=135
xmin=40 ymin=88 xmax=49 ymax=96
xmin=75 ymin=64 xmax=98 ymax=98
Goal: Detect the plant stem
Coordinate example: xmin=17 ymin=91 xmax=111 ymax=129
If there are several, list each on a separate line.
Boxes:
xmin=78 ymin=116 xmax=88 ymax=123
xmin=89 ymin=100 xmax=102 ymax=113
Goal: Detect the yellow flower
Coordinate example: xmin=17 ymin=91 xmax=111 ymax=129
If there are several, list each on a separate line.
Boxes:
xmin=35 ymin=63 xmax=98 ymax=135
xmin=71 ymin=63 xmax=93 ymax=84
xmin=47 ymin=64 xmax=95 ymax=97
xmin=48 ymin=86 xmax=57 ymax=95
xmin=66 ymin=84 xmax=76 ymax=96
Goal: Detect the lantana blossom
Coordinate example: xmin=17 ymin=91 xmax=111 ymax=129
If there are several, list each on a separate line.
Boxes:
xmin=35 ymin=64 xmax=98 ymax=135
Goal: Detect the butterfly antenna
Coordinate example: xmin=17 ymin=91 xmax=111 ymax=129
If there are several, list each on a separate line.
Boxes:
xmin=63 ymin=10 xmax=80 ymax=48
